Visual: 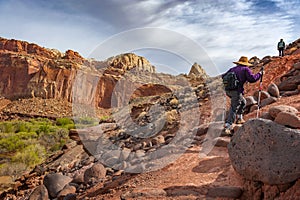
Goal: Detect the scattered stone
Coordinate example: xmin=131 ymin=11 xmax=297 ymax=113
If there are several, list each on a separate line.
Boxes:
xmin=294 ymin=62 xmax=300 ymax=70
xmin=260 ymin=112 xmax=274 ymax=120
xmin=165 ymin=110 xmax=178 ymax=124
xmin=274 ymin=111 xmax=300 ymax=128
xmin=249 ymin=104 xmax=258 ymax=113
xmin=62 ymin=193 xmax=77 ymax=200
xmin=245 ymin=96 xmax=257 ymax=107
xmin=83 ymin=162 xmax=107 ymax=183
xmin=135 ymin=150 xmax=146 ymax=158
xmin=152 ymin=135 xmax=165 ymax=146
xmin=278 ymin=75 xmax=300 ymax=91
xmin=253 ymin=90 xmax=270 ymax=101
xmin=113 ymin=170 xmax=124 ymax=176
xmin=260 ymin=96 xmax=277 ymax=107
xmin=269 ymin=105 xmax=298 ymax=118
xmin=228 ymin=118 xmax=300 ymax=185
xmin=138 ymin=111 xmax=147 ymax=120
xmin=81 ymin=156 xmax=95 ymax=166
xmin=28 ymin=185 xmax=49 ymax=200
xmin=120 ymin=148 xmax=131 ymax=161
xmin=47 ymin=145 xmax=87 ymax=172
xmin=169 ymin=98 xmax=179 ymax=107
xmin=267 ymin=83 xmax=280 ymax=98
xmin=43 ymin=173 xmax=72 ymax=198
xmin=72 ymin=172 xmax=85 ymax=184
xmin=57 ymin=184 xmax=76 ymax=198
xmin=195 ymin=123 xmax=209 ymax=136
xmin=101 ymin=150 xmax=121 ymax=162
xmin=281 ymin=89 xmax=299 ymax=97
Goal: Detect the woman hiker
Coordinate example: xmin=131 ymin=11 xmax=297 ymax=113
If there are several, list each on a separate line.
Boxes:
xmin=222 ymin=56 xmax=262 ymax=134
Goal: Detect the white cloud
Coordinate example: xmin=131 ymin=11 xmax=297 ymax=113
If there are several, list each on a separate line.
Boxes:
xmin=135 ymin=0 xmax=296 ymax=72
xmin=0 ymin=0 xmax=299 ymax=75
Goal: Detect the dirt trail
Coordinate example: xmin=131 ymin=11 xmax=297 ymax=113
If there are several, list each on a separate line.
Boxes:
xmin=79 ymin=145 xmax=243 ymax=199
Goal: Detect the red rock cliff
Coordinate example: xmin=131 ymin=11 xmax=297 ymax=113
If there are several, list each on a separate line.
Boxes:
xmin=0 ymin=38 xmax=156 ymax=108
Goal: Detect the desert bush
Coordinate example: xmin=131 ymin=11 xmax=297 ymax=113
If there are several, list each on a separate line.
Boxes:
xmin=0 ymin=162 xmax=27 ymax=180
xmin=56 ymin=117 xmax=74 ymax=127
xmin=0 ymin=133 xmax=26 ymax=152
xmin=99 ymin=115 xmax=111 ymax=121
xmin=36 ymin=124 xmax=51 ymax=135
xmin=12 ymin=144 xmax=46 ymax=167
xmin=0 ymin=122 xmax=15 ymax=133
xmin=0 ymin=118 xmax=71 ymax=179
xmin=16 ymin=131 xmax=38 ymax=140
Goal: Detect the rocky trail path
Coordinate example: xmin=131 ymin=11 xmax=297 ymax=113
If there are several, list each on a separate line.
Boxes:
xmin=79 ymin=145 xmax=243 ymax=200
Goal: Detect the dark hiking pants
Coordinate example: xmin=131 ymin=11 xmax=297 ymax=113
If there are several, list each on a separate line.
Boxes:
xmin=278 ymin=48 xmax=284 ymax=57
xmin=225 ymin=90 xmax=246 ymax=125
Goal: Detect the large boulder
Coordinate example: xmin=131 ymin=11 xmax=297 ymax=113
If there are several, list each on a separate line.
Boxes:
xmin=28 ymin=185 xmax=49 ymax=200
xmin=260 ymin=96 xmax=277 ymax=107
xmin=253 ymin=90 xmax=270 ymax=101
xmin=275 ymin=111 xmax=300 ymax=128
xmin=245 ymin=96 xmax=257 ymax=107
xmin=269 ymin=105 xmax=298 ymax=118
xmin=43 ymin=173 xmax=72 ymax=198
xmin=278 ymin=75 xmax=300 ymax=91
xmin=294 ymin=62 xmax=300 ymax=70
xmin=83 ymin=162 xmax=107 ymax=183
xmin=267 ymin=83 xmax=280 ymax=98
xmin=228 ymin=118 xmax=300 ymax=185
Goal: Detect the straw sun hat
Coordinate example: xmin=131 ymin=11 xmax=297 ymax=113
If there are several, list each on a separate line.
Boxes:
xmin=233 ymin=56 xmax=253 ymax=66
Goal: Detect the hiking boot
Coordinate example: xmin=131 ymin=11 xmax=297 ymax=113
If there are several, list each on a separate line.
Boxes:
xmin=224 ymin=128 xmax=233 ymax=137
xmin=236 ymin=118 xmax=245 ymax=124
xmin=223 ymin=123 xmax=233 ymax=136
xmin=224 ymin=128 xmax=231 ymax=134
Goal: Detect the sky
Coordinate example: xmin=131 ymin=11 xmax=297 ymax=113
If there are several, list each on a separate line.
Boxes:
xmin=0 ymin=0 xmax=300 ymax=75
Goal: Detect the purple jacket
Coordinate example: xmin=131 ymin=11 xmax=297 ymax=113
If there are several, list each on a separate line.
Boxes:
xmin=222 ymin=65 xmax=261 ymax=94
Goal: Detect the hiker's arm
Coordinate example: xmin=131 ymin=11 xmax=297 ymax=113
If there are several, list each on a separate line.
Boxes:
xmin=245 ymin=68 xmax=261 ymax=83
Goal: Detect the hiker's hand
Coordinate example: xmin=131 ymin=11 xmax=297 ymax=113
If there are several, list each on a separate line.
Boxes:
xmin=260 ymin=67 xmax=264 ymax=72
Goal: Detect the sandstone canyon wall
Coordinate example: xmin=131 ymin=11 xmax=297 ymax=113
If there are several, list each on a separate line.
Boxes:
xmin=0 ymin=38 xmax=157 ymax=108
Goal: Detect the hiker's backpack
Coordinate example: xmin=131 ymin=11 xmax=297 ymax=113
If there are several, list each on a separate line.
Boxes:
xmin=278 ymin=41 xmax=285 ymax=48
xmin=222 ymin=72 xmax=240 ymax=90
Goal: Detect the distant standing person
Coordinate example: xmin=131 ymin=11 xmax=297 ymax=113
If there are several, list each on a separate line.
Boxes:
xmin=277 ymin=38 xmax=285 ymax=57
xmin=222 ymin=56 xmax=262 ymax=134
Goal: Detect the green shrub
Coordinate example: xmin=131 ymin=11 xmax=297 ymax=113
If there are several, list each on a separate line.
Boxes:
xmin=11 ymin=144 xmax=46 ymax=167
xmin=100 ymin=115 xmax=111 ymax=121
xmin=37 ymin=124 xmax=51 ymax=135
xmin=0 ymin=134 xmax=26 ymax=152
xmin=50 ymin=139 xmax=66 ymax=151
xmin=64 ymin=123 xmax=75 ymax=130
xmin=56 ymin=118 xmax=74 ymax=127
xmin=0 ymin=118 xmax=71 ymax=179
xmin=0 ymin=122 xmax=15 ymax=133
xmin=16 ymin=131 xmax=38 ymax=140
